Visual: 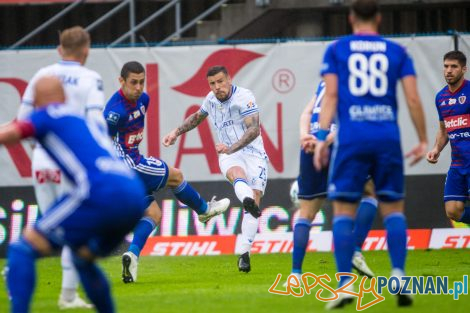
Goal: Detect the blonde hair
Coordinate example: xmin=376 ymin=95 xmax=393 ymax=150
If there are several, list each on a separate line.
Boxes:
xmin=59 ymin=26 xmax=90 ymax=57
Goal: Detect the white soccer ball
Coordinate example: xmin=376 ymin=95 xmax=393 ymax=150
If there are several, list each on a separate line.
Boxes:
xmin=289 ymin=180 xmax=300 ymax=207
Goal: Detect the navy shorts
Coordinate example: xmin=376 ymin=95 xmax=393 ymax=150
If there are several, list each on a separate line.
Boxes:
xmin=444 ymin=167 xmax=470 ymax=202
xmin=297 ymin=148 xmax=328 ymax=200
xmin=328 ymin=141 xmax=404 ymax=203
xmin=133 ymin=156 xmax=169 ymax=205
xmin=35 ymin=175 xmax=147 ymax=256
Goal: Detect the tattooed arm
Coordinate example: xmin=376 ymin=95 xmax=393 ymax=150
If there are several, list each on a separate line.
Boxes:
xmin=217 ymin=113 xmax=261 ymax=155
xmin=162 ymin=110 xmax=207 ymax=146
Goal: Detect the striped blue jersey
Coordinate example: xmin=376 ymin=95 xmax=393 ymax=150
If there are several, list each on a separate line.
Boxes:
xmin=103 ymin=90 xmax=149 ymax=166
xmin=200 ymin=85 xmax=267 ymax=159
xmin=435 ymin=79 xmax=470 ymax=168
xmin=25 ymin=105 xmax=134 ymax=189
xmin=321 ymin=33 xmax=416 ymax=145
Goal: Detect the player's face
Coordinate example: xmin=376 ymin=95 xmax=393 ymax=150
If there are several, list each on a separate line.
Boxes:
xmin=443 ymin=59 xmax=467 ymax=86
xmin=207 ymin=72 xmax=232 ymax=101
xmin=120 ymin=72 xmax=145 ymax=102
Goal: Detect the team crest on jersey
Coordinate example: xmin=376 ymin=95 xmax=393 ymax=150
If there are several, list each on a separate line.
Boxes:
xmin=247 ymin=101 xmax=255 ymax=109
xmin=459 ymin=95 xmax=466 ymax=104
xmin=140 ymin=105 xmax=146 ymax=114
xmin=106 ymin=111 xmax=120 ymax=125
xmin=449 ymin=98 xmax=457 ymax=105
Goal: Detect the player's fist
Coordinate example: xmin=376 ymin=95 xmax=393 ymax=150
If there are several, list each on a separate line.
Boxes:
xmin=426 ymin=149 xmax=440 ymax=164
xmin=216 ymin=143 xmax=230 ymax=154
xmin=162 ymin=129 xmax=178 ymax=147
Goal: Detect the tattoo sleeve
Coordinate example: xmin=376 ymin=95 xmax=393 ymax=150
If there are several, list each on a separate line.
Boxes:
xmin=228 ymin=113 xmax=261 ymax=154
xmin=176 ymin=111 xmax=207 ymax=136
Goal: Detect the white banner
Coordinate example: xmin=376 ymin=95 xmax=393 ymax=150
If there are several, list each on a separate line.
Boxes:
xmin=0 ymin=36 xmax=455 ymax=186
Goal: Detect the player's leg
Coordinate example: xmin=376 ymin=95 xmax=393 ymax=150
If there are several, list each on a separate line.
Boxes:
xmin=352 ymin=179 xmax=378 ymax=278
xmin=165 ymin=166 xmax=230 ymax=223
xmin=443 ymin=168 xmax=470 ymax=224
xmin=123 ymin=199 xmax=160 ymax=283
xmin=375 ymin=142 xmax=412 ymax=306
xmin=291 ymin=148 xmax=327 ymax=277
xmin=32 ymin=149 xmax=92 ymax=309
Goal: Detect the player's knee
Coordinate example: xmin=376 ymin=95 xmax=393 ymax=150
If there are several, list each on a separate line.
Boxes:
xmin=167 ymin=167 xmax=184 ymax=187
xmin=445 ymin=207 xmax=462 ymax=221
xmin=145 ymin=202 xmax=162 ymax=223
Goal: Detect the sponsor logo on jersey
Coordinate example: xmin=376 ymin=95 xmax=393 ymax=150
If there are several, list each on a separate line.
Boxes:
xmin=35 ymin=169 xmax=61 ymax=184
xmin=459 ymin=95 xmax=467 ymax=104
xmin=349 ymin=104 xmax=395 ymax=122
xmin=125 ymin=130 xmax=144 ymax=145
xmin=444 ymin=114 xmax=470 ymax=132
xmin=449 ymin=98 xmax=457 ymax=105
xmin=106 ymin=111 xmax=120 ymax=125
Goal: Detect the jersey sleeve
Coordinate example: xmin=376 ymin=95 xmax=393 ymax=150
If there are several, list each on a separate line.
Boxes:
xmin=435 ymin=93 xmax=444 ymax=121
xmin=320 ymin=42 xmax=338 ymax=76
xmin=103 ymin=100 xmax=125 ymax=138
xmin=239 ymin=90 xmax=258 ymax=118
xmin=85 ymin=72 xmax=105 ymax=112
xmin=398 ymin=47 xmax=416 ymax=78
xmin=200 ymin=96 xmax=210 ymax=115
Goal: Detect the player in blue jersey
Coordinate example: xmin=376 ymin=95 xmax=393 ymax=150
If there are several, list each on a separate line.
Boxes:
xmin=427 ymin=50 xmax=470 ymax=225
xmin=4 ymin=77 xmax=147 ymax=313
xmin=287 ymin=81 xmax=377 ymax=285
xmin=314 ymin=0 xmax=427 ymax=308
xmin=103 ymin=61 xmax=230 ymax=283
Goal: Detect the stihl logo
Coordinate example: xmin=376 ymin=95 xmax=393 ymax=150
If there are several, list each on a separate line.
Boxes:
xmin=444 ymin=114 xmax=470 ymax=132
xmin=251 ymin=240 xmax=294 ymax=254
xmin=443 ymin=235 xmax=470 ymax=249
xmin=149 ymin=241 xmax=222 ymax=256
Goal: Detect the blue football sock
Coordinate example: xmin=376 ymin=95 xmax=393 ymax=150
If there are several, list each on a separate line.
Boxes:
xmin=129 ymin=217 xmax=156 ymax=257
xmin=73 ymin=255 xmax=114 ymax=313
xmin=333 ymin=215 xmax=355 ymax=287
xmin=172 ymin=181 xmax=207 ymax=214
xmin=7 ymin=238 xmax=39 ymax=313
xmin=459 ymin=207 xmax=470 ymax=224
xmin=292 ymin=218 xmax=311 ymax=273
xmin=384 ymin=212 xmax=407 ymax=271
xmin=353 ymin=197 xmax=377 ymax=252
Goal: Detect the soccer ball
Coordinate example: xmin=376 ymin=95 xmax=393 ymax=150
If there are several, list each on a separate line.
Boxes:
xmin=289 ymin=180 xmax=300 ymax=207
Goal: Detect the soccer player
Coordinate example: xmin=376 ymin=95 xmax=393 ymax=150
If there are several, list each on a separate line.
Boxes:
xmin=427 ymin=51 xmax=470 ymax=225
xmin=5 ymin=76 xmax=147 ymax=313
xmin=16 ymin=26 xmax=104 ymax=309
xmin=314 ymin=0 xmax=427 ymax=308
xmin=288 ymin=80 xmax=377 ymax=283
xmin=163 ymin=65 xmax=268 ymax=273
xmin=103 ymin=61 xmax=230 ymax=283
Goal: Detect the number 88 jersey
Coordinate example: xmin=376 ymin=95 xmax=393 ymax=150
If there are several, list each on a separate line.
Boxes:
xmin=321 ymin=34 xmax=416 ymax=145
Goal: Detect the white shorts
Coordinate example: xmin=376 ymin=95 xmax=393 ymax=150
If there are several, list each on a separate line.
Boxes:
xmin=219 ymin=151 xmax=268 ymax=194
xmin=32 ymin=146 xmax=72 ymax=214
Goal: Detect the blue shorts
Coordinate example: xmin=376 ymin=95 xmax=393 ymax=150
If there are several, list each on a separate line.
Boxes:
xmin=328 ymin=141 xmax=404 ymax=203
xmin=35 ymin=175 xmax=146 ymax=256
xmin=134 ymin=156 xmax=169 ymax=203
xmin=444 ymin=167 xmax=470 ymax=202
xmin=297 ymin=149 xmax=328 ymax=200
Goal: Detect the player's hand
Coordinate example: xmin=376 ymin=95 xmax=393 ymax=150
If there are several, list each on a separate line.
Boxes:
xmin=162 ymin=130 xmax=178 ymax=147
xmin=426 ymin=149 xmax=440 ymax=164
xmin=314 ymin=141 xmax=329 ymax=171
xmin=216 ymin=143 xmax=230 ymax=154
xmin=405 ymin=141 xmax=428 ymax=166
xmin=300 ymin=134 xmax=316 ymax=153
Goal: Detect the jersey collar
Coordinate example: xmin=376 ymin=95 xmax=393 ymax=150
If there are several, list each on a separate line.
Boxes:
xmin=447 ymin=79 xmax=468 ymax=95
xmin=58 ymin=60 xmax=81 ymax=66
xmin=217 ymin=85 xmax=237 ymax=104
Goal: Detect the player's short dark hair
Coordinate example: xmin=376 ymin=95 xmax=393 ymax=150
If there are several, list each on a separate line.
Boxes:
xmin=206 ymin=66 xmax=228 ymax=77
xmin=351 ymin=0 xmax=379 ymax=21
xmin=121 ymin=61 xmax=145 ymax=79
xmin=443 ymin=50 xmax=467 ymax=67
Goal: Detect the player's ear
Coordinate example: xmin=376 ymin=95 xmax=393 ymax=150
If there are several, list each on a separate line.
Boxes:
xmin=57 ymin=45 xmax=63 ymax=57
xmin=463 ymin=65 xmax=468 ymax=74
xmin=118 ymin=76 xmax=124 ymax=85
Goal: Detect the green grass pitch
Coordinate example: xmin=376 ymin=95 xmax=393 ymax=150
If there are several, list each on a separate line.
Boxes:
xmin=0 ymin=249 xmax=468 ymax=312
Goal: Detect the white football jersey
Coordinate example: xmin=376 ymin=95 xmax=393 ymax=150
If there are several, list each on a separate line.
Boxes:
xmin=17 ymin=60 xmax=104 ymax=121
xmin=200 ymin=85 xmax=267 ymax=159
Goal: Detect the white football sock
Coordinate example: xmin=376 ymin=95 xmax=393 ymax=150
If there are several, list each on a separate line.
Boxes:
xmin=60 ymin=246 xmax=79 ymax=301
xmin=233 ymin=178 xmax=253 ymax=203
xmin=239 ymin=212 xmax=259 ymax=254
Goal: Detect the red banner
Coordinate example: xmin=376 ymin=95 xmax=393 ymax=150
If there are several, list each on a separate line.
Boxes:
xmin=141 ymin=235 xmax=237 ymax=256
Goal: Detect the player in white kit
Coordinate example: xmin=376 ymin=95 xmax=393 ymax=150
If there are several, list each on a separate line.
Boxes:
xmin=163 ymin=65 xmax=268 ymax=273
xmin=16 ymin=26 xmax=104 ymax=309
